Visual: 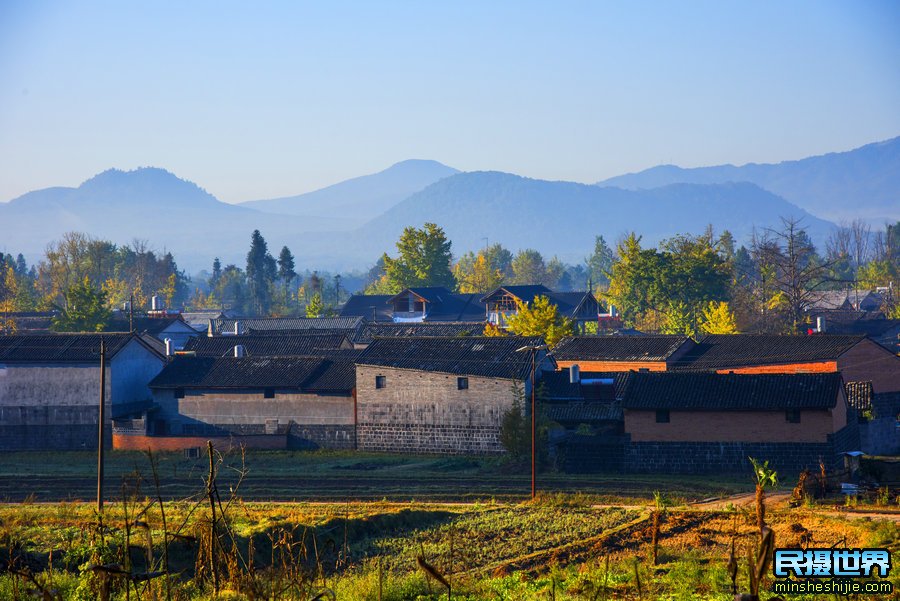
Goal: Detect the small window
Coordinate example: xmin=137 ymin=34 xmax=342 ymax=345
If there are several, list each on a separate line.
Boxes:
xmin=457 ymin=377 xmax=469 ymax=390
xmin=264 ymin=388 xmax=275 ymax=399
xmin=786 ymin=410 xmax=801 ymax=423
xmin=174 ymin=388 xmax=185 ymax=399
xmin=655 ymin=410 xmax=670 ymax=423
xmin=375 ymin=375 xmax=386 ymax=389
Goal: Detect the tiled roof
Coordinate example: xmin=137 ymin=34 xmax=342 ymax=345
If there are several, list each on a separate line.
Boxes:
xmin=213 ymin=316 xmax=364 ymax=333
xmin=106 ymin=316 xmax=192 ymax=336
xmin=340 ymin=295 xmax=394 ymax=321
xmin=149 ymin=356 xmax=356 ymax=392
xmin=553 ymin=335 xmax=692 ymax=362
xmin=544 ymin=403 xmax=623 ymax=423
xmin=481 ymin=285 xmax=552 ymax=304
xmin=0 ymin=333 xmax=157 ymax=363
xmin=672 ymin=334 xmax=867 ymax=370
xmin=621 ymin=372 xmax=843 ymax=410
xmin=183 ymin=333 xmax=351 ymax=357
xmin=356 ymin=322 xmax=485 ymax=344
xmin=540 ymin=370 xmax=631 ymax=401
xmin=356 ymin=336 xmax=546 ymax=379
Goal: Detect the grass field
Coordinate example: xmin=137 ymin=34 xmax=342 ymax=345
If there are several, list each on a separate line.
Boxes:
xmin=0 ymin=450 xmax=898 ymax=600
xmin=0 ymin=449 xmax=752 ymax=503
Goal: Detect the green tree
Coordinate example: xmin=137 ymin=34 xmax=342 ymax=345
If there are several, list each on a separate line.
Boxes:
xmin=306 ymin=292 xmax=325 ymax=318
xmin=505 ymin=295 xmax=574 ymax=347
xmin=277 ymin=246 xmax=297 ymax=284
xmin=51 ymin=277 xmax=112 ymax=332
xmin=510 ymin=249 xmax=546 ymax=285
xmin=454 ymin=251 xmax=505 ymax=293
xmin=699 ymin=301 xmax=739 ymax=334
xmin=381 ymin=223 xmax=455 ymax=291
xmin=586 ymin=235 xmax=614 ymax=288
xmin=246 ymin=230 xmax=276 ymax=314
xmin=500 ymin=383 xmax=529 ymax=460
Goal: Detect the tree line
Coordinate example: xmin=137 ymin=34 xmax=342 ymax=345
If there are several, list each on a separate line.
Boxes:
xmin=2 ymin=218 xmax=897 ymax=334
xmin=364 ymin=219 xmax=900 ymax=335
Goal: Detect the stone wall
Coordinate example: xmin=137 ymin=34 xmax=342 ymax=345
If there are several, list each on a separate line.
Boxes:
xmin=623 ymin=439 xmax=833 ymax=474
xmin=355 ymin=365 xmax=522 ymax=454
xmin=151 ymin=388 xmax=355 ymax=450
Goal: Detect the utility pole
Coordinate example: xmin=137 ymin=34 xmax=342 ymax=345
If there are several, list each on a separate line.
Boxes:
xmin=97 ymin=338 xmax=106 ymax=513
xmin=516 ymin=343 xmax=548 ymax=500
xmin=530 ymin=348 xmax=536 ymax=500
xmin=129 ymin=293 xmax=134 ymax=332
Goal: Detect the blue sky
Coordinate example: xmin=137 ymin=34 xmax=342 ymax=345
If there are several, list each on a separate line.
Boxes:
xmin=1 ymin=1 xmax=898 ymax=204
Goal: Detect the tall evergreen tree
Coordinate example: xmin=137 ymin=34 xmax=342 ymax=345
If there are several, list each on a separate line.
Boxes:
xmin=246 ymin=230 xmax=275 ymax=315
xmin=277 ymin=246 xmax=297 ymax=283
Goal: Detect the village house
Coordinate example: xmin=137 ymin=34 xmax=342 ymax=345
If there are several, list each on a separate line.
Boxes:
xmin=354 ymin=336 xmax=552 ymax=454
xmin=340 ymin=287 xmax=485 ymax=322
xmin=340 ymin=285 xmax=599 ymax=330
xmin=481 ymin=285 xmax=599 ymax=331
xmin=620 ymin=371 xmax=857 ymax=473
xmin=125 ymin=355 xmax=357 ymax=451
xmin=106 ymin=315 xmax=199 ymax=350
xmin=553 ymin=335 xmax=696 ymax=372
xmin=0 ymin=333 xmax=166 ymax=450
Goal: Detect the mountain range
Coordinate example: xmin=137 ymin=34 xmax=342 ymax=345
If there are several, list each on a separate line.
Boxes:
xmin=1 ymin=137 xmax=897 ymax=272
xmin=598 ymin=137 xmax=900 ymax=224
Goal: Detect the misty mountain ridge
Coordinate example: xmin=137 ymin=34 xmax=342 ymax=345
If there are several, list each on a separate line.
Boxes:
xmin=597 ymin=136 xmax=900 ymax=223
xmin=240 ymin=159 xmax=460 ymax=227
xmin=2 ymin=137 xmax=896 ymax=272
xmin=347 ymin=171 xmax=835 ymax=266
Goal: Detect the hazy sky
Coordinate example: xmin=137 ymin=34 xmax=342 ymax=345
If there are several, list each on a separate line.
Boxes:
xmin=1 ymin=1 xmax=898 ymax=204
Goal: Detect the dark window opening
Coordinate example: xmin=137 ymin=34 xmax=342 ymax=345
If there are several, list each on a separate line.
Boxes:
xmin=786 ymin=410 xmax=801 ymax=423
xmin=655 ymin=410 xmax=670 ymax=423
xmin=457 ymin=377 xmax=469 ymax=390
xmin=375 ymin=375 xmax=386 ymax=389
xmin=174 ymin=388 xmax=185 ymax=399
xmin=264 ymin=388 xmax=275 ymax=399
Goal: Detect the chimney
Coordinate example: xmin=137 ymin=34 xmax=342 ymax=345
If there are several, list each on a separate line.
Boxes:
xmin=123 ymin=301 xmax=131 ymax=312
xmin=234 ymin=344 xmax=245 ymax=358
xmin=609 ymin=304 xmax=617 ymax=318
xmin=207 ymin=319 xmax=215 ymax=337
xmin=817 ymin=316 xmax=826 ymax=333
xmin=164 ymin=338 xmax=173 ymax=357
xmin=234 ymin=321 xmax=244 ymax=336
xmin=569 ymin=364 xmax=581 ymax=384
xmin=151 ymin=295 xmax=161 ymax=311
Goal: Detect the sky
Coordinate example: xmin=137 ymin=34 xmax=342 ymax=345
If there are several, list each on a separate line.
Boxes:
xmin=0 ymin=1 xmax=898 ymax=204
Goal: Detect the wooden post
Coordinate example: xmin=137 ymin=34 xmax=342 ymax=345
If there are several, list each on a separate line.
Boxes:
xmin=531 ymin=348 xmax=536 ymax=501
xmin=97 ymin=338 xmax=106 ymax=514
xmin=206 ymin=441 xmax=219 ymax=594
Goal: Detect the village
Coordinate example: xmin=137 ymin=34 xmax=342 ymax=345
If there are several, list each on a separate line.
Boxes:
xmin=1 ymin=278 xmax=898 ymax=474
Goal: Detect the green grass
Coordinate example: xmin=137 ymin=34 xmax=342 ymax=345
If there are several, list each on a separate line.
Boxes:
xmin=0 ymin=449 xmax=751 ymax=503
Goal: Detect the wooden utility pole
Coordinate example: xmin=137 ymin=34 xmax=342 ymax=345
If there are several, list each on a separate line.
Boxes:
xmin=97 ymin=338 xmax=106 ymax=513
xmin=129 ymin=293 xmax=134 ymax=332
xmin=530 ymin=348 xmax=536 ymax=501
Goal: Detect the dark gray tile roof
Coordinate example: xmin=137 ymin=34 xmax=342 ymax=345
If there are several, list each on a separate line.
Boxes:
xmin=545 ymin=403 xmax=623 ymax=423
xmin=183 ymin=333 xmax=351 ymax=357
xmin=540 ymin=370 xmax=631 ymax=401
xmin=553 ymin=335 xmax=692 ymax=362
xmin=339 ymin=294 xmax=394 ymax=321
xmin=0 ymin=333 xmax=156 ymax=363
xmin=621 ymin=372 xmax=843 ymax=410
xmin=356 ymin=322 xmax=485 ymax=344
xmin=672 ymin=334 xmax=868 ymax=370
xmin=106 ymin=316 xmax=192 ymax=336
xmin=342 ymin=290 xmax=486 ymax=322
xmin=213 ymin=316 xmax=364 ymax=333
xmin=149 ymin=356 xmax=356 ymax=392
xmin=356 ymin=336 xmax=546 ymax=379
